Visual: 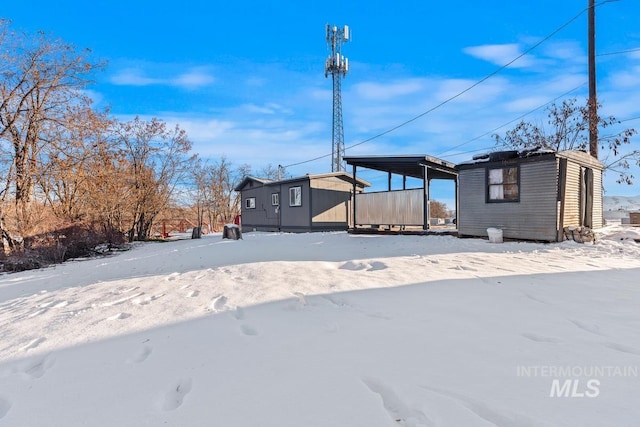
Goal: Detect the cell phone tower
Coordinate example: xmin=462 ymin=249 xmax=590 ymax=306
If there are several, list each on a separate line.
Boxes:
xmin=325 ymin=24 xmax=350 ymax=172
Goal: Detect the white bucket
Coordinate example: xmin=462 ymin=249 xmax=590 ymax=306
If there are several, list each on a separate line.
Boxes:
xmin=487 ymin=227 xmax=503 ymax=243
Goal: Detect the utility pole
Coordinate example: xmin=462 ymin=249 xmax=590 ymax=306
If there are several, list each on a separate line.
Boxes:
xmin=588 ymin=0 xmax=598 ymax=158
xmin=325 ymin=24 xmax=350 ymax=172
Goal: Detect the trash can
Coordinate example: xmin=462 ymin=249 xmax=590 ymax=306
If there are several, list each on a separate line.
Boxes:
xmin=223 ymin=224 xmax=242 ymax=240
xmin=487 ymin=227 xmax=503 ymax=243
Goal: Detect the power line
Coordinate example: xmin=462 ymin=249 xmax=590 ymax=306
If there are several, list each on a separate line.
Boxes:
xmin=284 ymin=2 xmax=607 ymax=170
xmin=598 ymin=47 xmax=640 ymax=57
xmin=435 ymin=83 xmax=587 ymax=157
xmin=619 ymin=115 xmax=640 ymax=123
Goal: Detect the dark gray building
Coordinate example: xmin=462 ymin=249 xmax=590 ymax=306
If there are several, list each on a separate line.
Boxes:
xmin=457 ymin=150 xmax=604 ymax=242
xmin=235 ymin=172 xmax=369 ymax=232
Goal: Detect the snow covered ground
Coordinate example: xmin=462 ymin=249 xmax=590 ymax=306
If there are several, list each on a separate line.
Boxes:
xmin=1 ymin=224 xmax=639 ymax=426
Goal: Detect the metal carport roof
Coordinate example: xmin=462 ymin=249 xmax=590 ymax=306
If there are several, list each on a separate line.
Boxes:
xmin=343 ymin=155 xmax=457 ymax=180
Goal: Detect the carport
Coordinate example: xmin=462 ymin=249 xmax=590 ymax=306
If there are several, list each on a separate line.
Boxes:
xmin=344 ymin=155 xmax=458 ymax=231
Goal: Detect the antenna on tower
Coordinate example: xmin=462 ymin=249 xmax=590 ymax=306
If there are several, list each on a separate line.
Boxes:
xmin=325 ymin=24 xmax=350 ymax=172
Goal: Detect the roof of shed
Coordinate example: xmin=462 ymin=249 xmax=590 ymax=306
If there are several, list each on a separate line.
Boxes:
xmin=344 ymin=155 xmax=458 ymax=180
xmin=457 ymin=149 xmax=604 ymax=170
xmin=234 ymin=172 xmax=370 ymax=191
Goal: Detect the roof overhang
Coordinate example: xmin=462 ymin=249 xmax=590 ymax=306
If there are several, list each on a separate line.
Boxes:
xmin=344 ymin=155 xmax=458 ymax=180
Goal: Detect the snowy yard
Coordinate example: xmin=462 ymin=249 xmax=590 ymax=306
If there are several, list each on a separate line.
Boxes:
xmin=1 ymin=224 xmax=639 ymax=426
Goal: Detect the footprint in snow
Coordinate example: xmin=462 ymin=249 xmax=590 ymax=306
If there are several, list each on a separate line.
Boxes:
xmin=232 ymin=306 xmax=245 ymax=320
xmin=132 ymin=294 xmax=164 ymax=306
xmin=107 ymin=312 xmax=131 ymax=321
xmin=339 ymin=261 xmax=367 ymax=271
xmin=209 ymin=295 xmax=228 ymax=312
xmin=128 ymin=345 xmax=153 ymax=364
xmin=161 ymin=378 xmax=192 ymax=411
xmin=23 ymin=355 xmax=55 ymax=379
xmin=285 ymin=292 xmax=308 ymax=311
xmin=20 ymin=337 xmax=46 ymax=352
xmin=367 ymin=261 xmax=388 ymax=271
xmin=240 ymin=324 xmax=258 ymax=336
xmin=166 ymin=272 xmax=181 ymax=281
xmin=186 ymin=290 xmax=200 ymax=298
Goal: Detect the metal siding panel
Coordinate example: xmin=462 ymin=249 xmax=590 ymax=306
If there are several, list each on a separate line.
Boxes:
xmin=459 ymin=161 xmax=559 ymax=241
xmin=355 ymin=189 xmax=423 ymax=225
xmin=311 ymin=186 xmax=350 ymax=225
xmin=563 ymin=161 xmax=582 ymax=227
xmin=592 ymin=169 xmax=603 ymax=228
xmin=240 ymin=186 xmax=279 ymax=231
xmin=281 ymin=182 xmax=310 ymax=228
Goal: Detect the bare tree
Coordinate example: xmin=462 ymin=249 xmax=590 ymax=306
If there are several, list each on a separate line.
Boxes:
xmin=38 ymin=105 xmax=112 ymax=221
xmin=259 ymin=163 xmax=286 ymax=180
xmin=192 ymin=157 xmax=250 ymax=232
xmin=0 ymin=20 xmax=104 ymax=250
xmin=113 ymin=117 xmax=194 ymax=241
xmin=494 ymin=98 xmax=638 ymax=185
xmin=429 ymin=200 xmax=449 ymax=219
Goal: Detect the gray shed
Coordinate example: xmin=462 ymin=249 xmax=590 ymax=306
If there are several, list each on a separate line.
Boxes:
xmin=457 ymin=150 xmax=604 ymax=242
xmin=235 ymin=172 xmax=370 ymax=232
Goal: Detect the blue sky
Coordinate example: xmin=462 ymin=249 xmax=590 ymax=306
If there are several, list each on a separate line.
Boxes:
xmin=3 ymin=0 xmax=640 ymax=204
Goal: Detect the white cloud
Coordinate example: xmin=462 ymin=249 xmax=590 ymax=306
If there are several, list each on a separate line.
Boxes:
xmin=241 ymin=103 xmax=292 ymax=115
xmin=542 ymin=41 xmax=585 ymax=62
xmin=172 ymin=69 xmax=215 ymax=89
xmin=110 ymin=68 xmax=163 ymax=86
xmin=354 ymin=79 xmax=426 ymax=100
xmin=607 ymin=66 xmax=640 ymax=89
xmin=463 ymin=43 xmax=536 ymax=68
xmin=110 ymin=66 xmax=215 ymax=89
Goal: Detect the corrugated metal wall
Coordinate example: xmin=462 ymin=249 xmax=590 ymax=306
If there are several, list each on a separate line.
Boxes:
xmin=459 ymin=159 xmax=559 ymax=241
xmin=563 ymin=161 xmax=582 ymax=227
xmin=562 ymin=163 xmax=604 ymax=229
xmin=355 ymin=189 xmax=423 ymax=226
xmin=593 ymin=167 xmax=604 ymax=228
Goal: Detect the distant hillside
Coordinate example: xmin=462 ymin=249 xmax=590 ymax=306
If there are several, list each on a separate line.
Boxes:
xmin=604 ymin=195 xmax=640 ymax=212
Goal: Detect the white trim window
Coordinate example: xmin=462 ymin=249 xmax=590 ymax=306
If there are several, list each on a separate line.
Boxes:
xmin=245 ymin=197 xmax=256 ymax=209
xmin=271 ymin=193 xmax=279 ymax=206
xmin=289 ymin=186 xmax=302 ymax=207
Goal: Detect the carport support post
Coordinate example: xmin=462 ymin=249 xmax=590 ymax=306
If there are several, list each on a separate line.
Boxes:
xmin=423 ymin=166 xmax=430 ymax=230
xmin=455 ymin=177 xmax=459 ymax=229
xmin=351 ymin=163 xmax=357 ymax=229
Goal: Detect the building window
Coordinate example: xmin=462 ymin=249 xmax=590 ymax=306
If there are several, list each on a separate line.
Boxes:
xmin=271 ymin=193 xmax=279 ymax=206
xmin=245 ymin=197 xmax=256 ymax=209
xmin=487 ymin=166 xmax=519 ymax=202
xmin=289 ymin=186 xmax=302 ymax=207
